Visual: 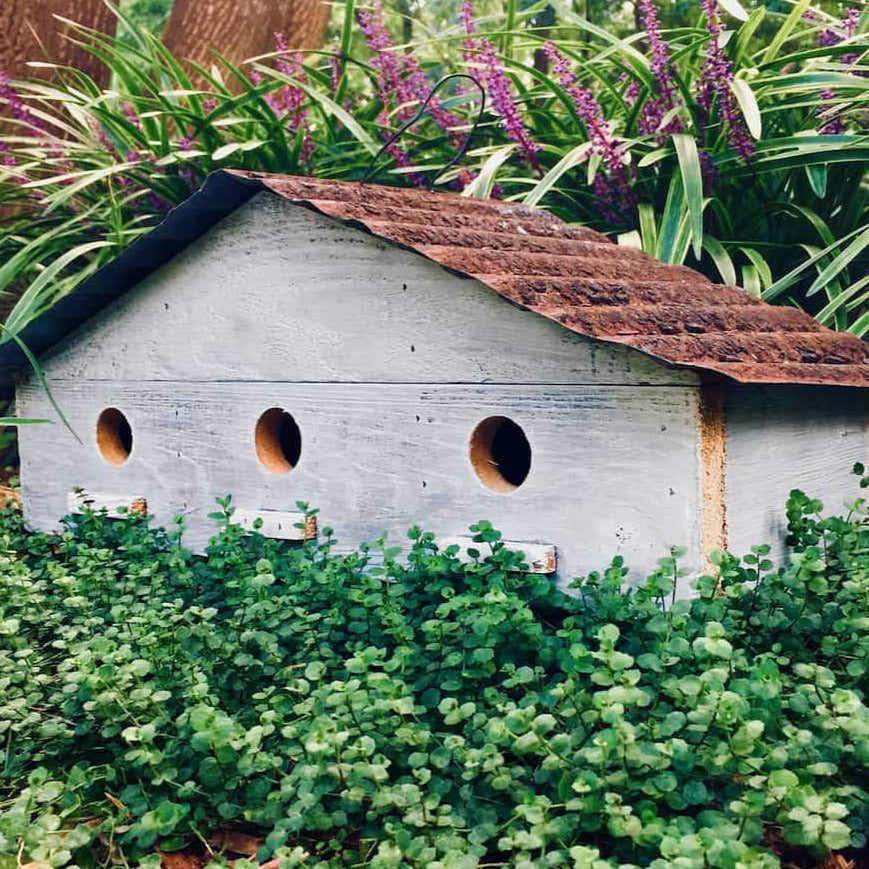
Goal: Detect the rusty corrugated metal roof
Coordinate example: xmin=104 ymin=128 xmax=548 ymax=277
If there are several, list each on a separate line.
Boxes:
xmin=230 ymin=169 xmax=869 ymax=388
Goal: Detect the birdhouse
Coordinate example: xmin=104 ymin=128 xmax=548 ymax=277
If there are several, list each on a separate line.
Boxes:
xmin=3 ymin=170 xmax=868 ymax=585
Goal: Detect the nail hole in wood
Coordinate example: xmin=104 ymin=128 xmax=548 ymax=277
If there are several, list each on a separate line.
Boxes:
xmin=255 ymin=407 xmax=302 ymax=474
xmin=469 ymin=416 xmax=531 ymax=493
xmin=96 ymin=408 xmax=133 ymax=466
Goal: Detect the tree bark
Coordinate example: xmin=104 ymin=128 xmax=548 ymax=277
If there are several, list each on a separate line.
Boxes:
xmin=162 ymin=0 xmax=331 ymax=72
xmin=276 ymin=0 xmax=332 ymax=51
xmin=0 ymin=0 xmax=115 ymax=86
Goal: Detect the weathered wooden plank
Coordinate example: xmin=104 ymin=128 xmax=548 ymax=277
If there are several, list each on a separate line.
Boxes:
xmin=32 ymin=194 xmax=696 ymax=388
xmin=17 ymin=380 xmax=703 ymax=588
xmin=436 ymin=536 xmax=557 ymax=573
xmin=725 ymin=385 xmax=868 ymax=562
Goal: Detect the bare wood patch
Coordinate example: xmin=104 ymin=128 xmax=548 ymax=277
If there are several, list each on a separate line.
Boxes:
xmin=699 ymin=384 xmax=727 ymax=571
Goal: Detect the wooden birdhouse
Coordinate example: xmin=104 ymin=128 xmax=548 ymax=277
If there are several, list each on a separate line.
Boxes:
xmin=2 ymin=170 xmax=868 ymax=584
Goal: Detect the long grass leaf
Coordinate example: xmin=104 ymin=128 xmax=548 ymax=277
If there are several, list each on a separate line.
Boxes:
xmin=806 ymin=225 xmax=869 ymax=297
xmin=3 ymin=241 xmax=113 ymax=336
xmin=761 ymin=0 xmax=813 ymax=66
xmin=463 ymin=145 xmax=517 ymax=198
xmin=0 ymin=325 xmax=79 ymax=442
xmin=523 ymin=143 xmax=592 ymax=207
xmin=673 ymin=133 xmax=704 ymax=259
xmin=729 ymin=79 xmax=762 ymax=139
xmin=638 ymin=203 xmax=658 ymax=256
xmin=703 ymin=236 xmax=737 ymax=285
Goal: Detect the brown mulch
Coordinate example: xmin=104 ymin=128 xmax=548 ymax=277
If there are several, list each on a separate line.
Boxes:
xmin=764 ymin=825 xmax=868 ymax=869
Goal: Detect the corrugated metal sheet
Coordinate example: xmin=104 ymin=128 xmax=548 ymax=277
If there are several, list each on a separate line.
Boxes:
xmin=235 ymin=170 xmax=869 ymax=387
xmin=1 ymin=169 xmax=867 ymax=391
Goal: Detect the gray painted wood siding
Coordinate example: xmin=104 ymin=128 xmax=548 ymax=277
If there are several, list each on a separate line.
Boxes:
xmin=725 ymin=385 xmax=868 ymax=560
xmin=17 ymin=380 xmax=704 ymax=585
xmin=34 ymin=193 xmax=696 ymax=387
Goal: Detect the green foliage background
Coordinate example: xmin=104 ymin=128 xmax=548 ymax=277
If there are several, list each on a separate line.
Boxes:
xmin=117 ymin=0 xmax=861 ymax=38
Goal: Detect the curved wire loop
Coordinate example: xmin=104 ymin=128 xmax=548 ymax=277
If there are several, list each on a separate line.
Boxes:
xmin=362 ymin=73 xmax=486 ymax=189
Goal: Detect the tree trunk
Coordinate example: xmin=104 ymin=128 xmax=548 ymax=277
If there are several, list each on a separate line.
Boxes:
xmin=276 ymin=0 xmax=332 ymax=51
xmin=0 ymin=0 xmax=115 ymax=86
xmin=162 ymin=0 xmax=331 ymax=72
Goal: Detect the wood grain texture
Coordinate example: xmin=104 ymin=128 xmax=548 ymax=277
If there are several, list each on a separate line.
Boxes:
xmin=725 ymin=385 xmax=868 ymax=561
xmin=162 ymin=0 xmax=329 ymax=73
xmin=0 ymin=0 xmax=115 ymax=87
xmin=17 ymin=380 xmax=704 ymax=587
xmin=34 ymin=194 xmax=697 ymax=388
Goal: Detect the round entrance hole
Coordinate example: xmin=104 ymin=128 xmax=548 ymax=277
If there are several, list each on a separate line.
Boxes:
xmin=255 ymin=407 xmax=302 ymax=474
xmin=97 ymin=407 xmax=133 ymax=466
xmin=469 ymin=416 xmax=531 ymax=492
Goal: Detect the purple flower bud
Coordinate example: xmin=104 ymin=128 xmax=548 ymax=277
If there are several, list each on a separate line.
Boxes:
xmin=121 ymin=101 xmax=141 ymax=130
xmin=0 ymin=141 xmax=18 ymax=167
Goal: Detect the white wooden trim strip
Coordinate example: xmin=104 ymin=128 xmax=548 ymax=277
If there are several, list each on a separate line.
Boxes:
xmin=67 ymin=490 xmax=147 ymax=518
xmin=233 ymin=508 xmax=317 ymax=541
xmin=436 ymin=536 xmax=557 ymax=574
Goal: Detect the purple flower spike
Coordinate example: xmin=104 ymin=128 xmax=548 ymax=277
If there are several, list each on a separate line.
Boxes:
xmin=636 ymin=0 xmax=683 ymax=138
xmin=267 ymin=33 xmax=315 ymax=164
xmin=816 ymin=7 xmax=862 ymax=133
xmin=545 ymin=42 xmax=635 ymax=222
xmin=461 ymin=0 xmax=540 ymax=172
xmin=357 ymin=0 xmax=465 ymax=185
xmin=622 ymin=75 xmax=642 ymax=107
xmin=460 ymin=0 xmax=476 ymax=36
xmin=0 ymin=71 xmax=44 ymax=133
xmin=696 ymin=0 xmax=755 ymax=161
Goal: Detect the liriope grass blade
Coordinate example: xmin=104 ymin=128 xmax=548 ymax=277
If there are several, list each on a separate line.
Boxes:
xmin=656 ymin=172 xmax=686 ymax=264
xmin=806 ymin=225 xmax=869 ymax=297
xmin=703 ymin=236 xmax=737 ymax=286
xmin=673 ymin=133 xmax=704 ymax=259
xmin=760 ymin=0 xmax=813 ymax=66
xmin=0 ymin=324 xmax=79 ymax=442
xmin=524 ymin=143 xmax=592 ymax=207
xmin=463 ymin=145 xmax=517 ymax=198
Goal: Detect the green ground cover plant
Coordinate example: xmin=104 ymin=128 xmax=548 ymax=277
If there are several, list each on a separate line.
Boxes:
xmin=1 ymin=0 xmax=869 ymax=340
xmin=0 ymin=481 xmax=868 ymax=868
